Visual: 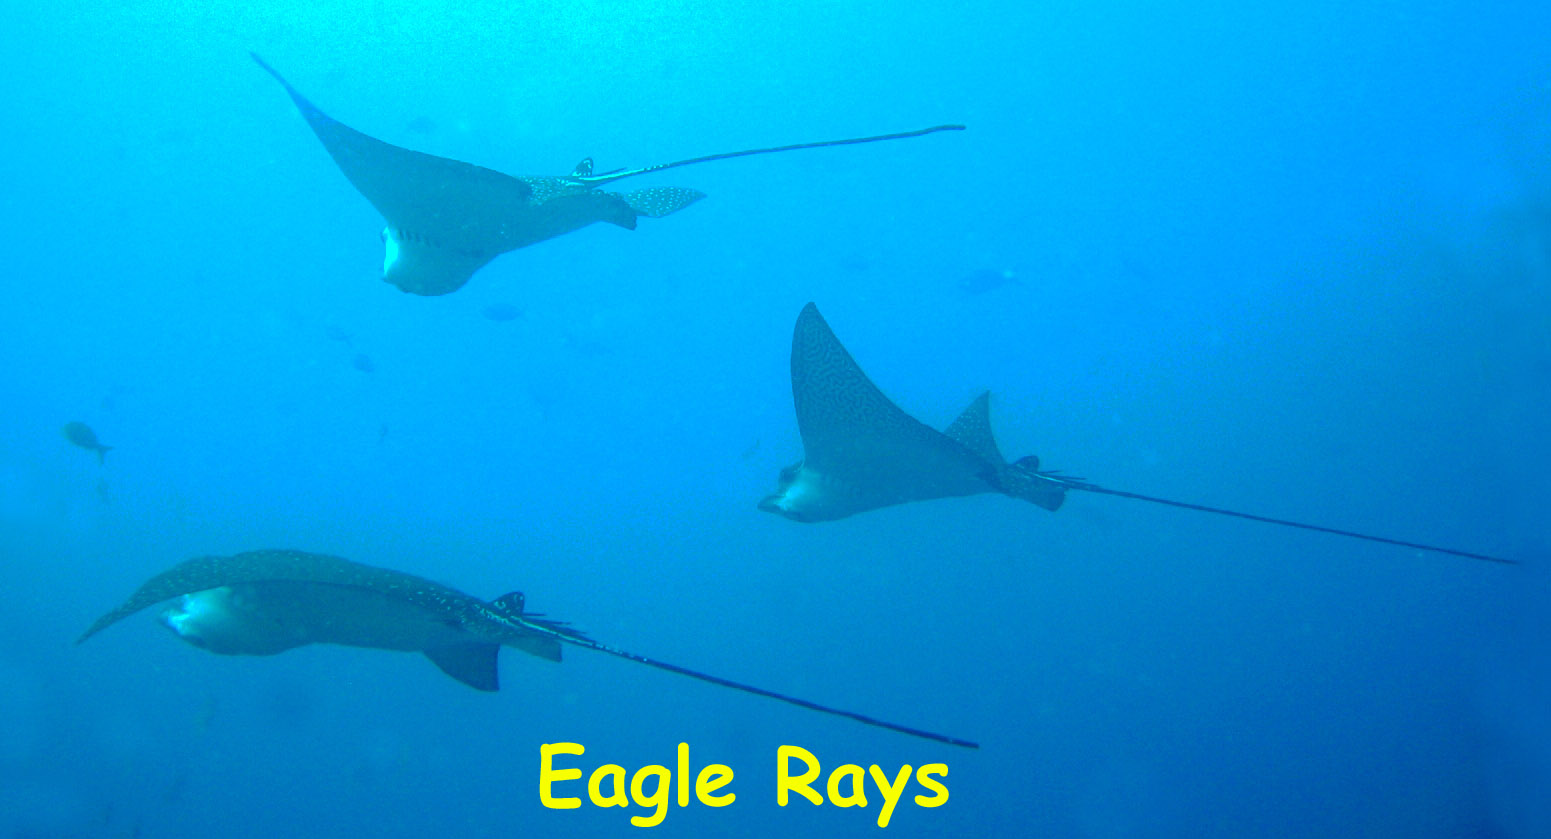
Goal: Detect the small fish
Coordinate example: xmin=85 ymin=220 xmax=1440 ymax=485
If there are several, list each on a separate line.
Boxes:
xmin=481 ymin=302 xmax=523 ymax=322
xmin=63 ymin=421 xmax=112 ymax=463
xmin=100 ymin=384 xmax=132 ymax=413
xmin=351 ymin=353 xmax=376 ymax=373
xmin=957 ymin=267 xmax=1021 ymax=296
xmin=323 ymin=325 xmax=353 ymax=345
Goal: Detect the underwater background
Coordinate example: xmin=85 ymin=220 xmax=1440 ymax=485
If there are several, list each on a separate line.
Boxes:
xmin=2 ymin=0 xmax=1550 ymax=836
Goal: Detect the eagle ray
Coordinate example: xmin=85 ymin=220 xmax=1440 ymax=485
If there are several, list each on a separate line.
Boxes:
xmin=79 ymin=549 xmax=977 ymax=748
xmin=252 ymin=54 xmax=963 ymax=296
xmin=760 ymin=303 xmax=1515 ymax=566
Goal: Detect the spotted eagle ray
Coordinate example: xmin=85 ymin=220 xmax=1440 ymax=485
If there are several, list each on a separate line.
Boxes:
xmin=760 ymin=303 xmax=1516 ymax=566
xmin=252 ymin=54 xmax=964 ymax=297
xmin=78 ymin=549 xmax=976 ymax=748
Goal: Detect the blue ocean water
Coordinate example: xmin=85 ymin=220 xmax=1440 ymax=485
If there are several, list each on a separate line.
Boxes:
xmin=2 ymin=0 xmax=1549 ymax=835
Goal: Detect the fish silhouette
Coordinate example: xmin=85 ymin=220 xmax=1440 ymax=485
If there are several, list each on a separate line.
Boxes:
xmin=480 ymin=302 xmax=523 ymax=322
xmin=761 ymin=303 xmax=1516 ymax=565
xmin=957 ymin=267 xmax=1022 ymax=296
xmin=62 ymin=421 xmax=112 ymax=463
xmin=252 ymin=54 xmax=962 ymax=296
xmin=79 ymin=549 xmax=976 ymax=748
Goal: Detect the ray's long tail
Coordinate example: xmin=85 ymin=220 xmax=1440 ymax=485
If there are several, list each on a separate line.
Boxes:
xmin=570 ymin=125 xmax=966 ymax=187
xmin=1024 ymin=463 xmax=1516 ymax=565
xmin=517 ymin=616 xmax=978 ymax=749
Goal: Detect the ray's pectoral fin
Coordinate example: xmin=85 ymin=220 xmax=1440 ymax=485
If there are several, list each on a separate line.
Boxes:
xmin=253 ymin=54 xmax=533 ymax=297
xmin=622 ymin=187 xmax=706 ymax=219
xmin=381 ymin=227 xmax=497 ymax=296
xmin=424 ymin=643 xmax=501 ymax=691
xmin=507 ymin=635 xmax=562 ymax=663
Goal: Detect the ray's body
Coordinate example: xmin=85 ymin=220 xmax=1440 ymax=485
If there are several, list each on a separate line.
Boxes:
xmin=253 ymin=54 xmax=962 ymax=296
xmin=80 ymin=549 xmax=976 ymax=748
xmin=761 ymin=304 xmax=1514 ymax=566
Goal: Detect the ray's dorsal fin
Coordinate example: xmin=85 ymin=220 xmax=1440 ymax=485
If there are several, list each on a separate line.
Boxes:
xmin=488 ymin=591 xmax=562 ymax=661
xmin=622 ymin=187 xmax=706 ymax=219
xmin=490 ymin=591 xmax=525 ymax=615
xmin=488 ymin=591 xmax=589 ymax=641
xmin=425 ymin=643 xmax=501 ymax=691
